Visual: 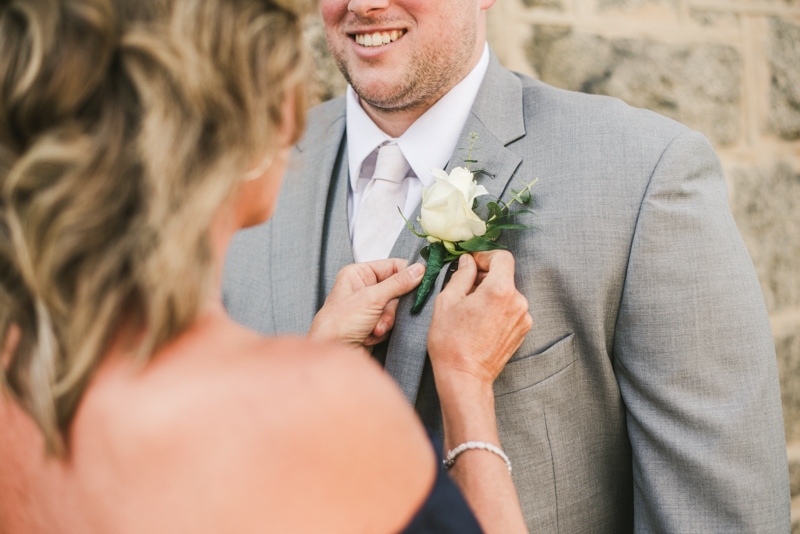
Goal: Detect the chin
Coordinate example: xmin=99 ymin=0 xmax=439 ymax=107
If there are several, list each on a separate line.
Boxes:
xmin=352 ymin=77 xmax=414 ymax=109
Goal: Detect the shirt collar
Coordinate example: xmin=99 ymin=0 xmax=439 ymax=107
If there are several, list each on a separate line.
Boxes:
xmin=346 ymin=42 xmax=490 ymax=191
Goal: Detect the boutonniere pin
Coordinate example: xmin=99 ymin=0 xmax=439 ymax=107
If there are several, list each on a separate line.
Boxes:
xmin=400 ymin=134 xmax=537 ymax=313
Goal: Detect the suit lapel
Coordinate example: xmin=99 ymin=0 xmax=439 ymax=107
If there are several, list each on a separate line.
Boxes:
xmin=384 ymin=53 xmax=527 ymax=404
xmin=319 ymin=139 xmax=355 ymax=299
xmin=270 ymin=103 xmax=347 ymax=334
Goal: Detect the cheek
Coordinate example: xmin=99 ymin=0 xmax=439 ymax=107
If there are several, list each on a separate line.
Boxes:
xmin=320 ymin=0 xmax=347 ymax=27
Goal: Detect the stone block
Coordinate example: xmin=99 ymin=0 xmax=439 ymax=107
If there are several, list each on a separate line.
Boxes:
xmin=768 ymin=17 xmax=800 ymax=140
xmin=527 ymin=26 xmax=742 ymax=146
xmin=794 ymin=497 xmax=800 ymax=534
xmin=728 ymin=162 xmax=800 ymax=312
xmin=303 ymin=14 xmax=347 ymax=103
xmin=598 ymin=0 xmax=676 ymax=12
xmin=690 ymin=9 xmax=738 ymax=29
xmin=521 ymin=0 xmax=565 ymax=10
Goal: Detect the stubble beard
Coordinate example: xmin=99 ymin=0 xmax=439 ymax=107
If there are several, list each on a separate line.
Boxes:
xmin=330 ymin=21 xmax=478 ymax=115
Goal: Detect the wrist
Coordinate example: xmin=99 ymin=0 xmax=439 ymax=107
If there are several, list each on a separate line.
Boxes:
xmin=307 ymin=318 xmax=345 ymax=344
xmin=435 ymin=371 xmax=499 ymax=452
xmin=306 ymin=319 xmax=329 ymax=342
xmin=433 ymin=365 xmax=495 ymax=402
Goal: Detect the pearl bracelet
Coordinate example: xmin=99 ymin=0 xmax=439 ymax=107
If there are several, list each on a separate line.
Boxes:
xmin=443 ymin=441 xmax=512 ymax=474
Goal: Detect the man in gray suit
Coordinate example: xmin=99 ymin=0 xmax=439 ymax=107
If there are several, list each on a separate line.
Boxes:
xmin=223 ymin=0 xmax=791 ymax=531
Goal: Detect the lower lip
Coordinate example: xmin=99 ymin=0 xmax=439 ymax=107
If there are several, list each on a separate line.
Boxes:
xmin=350 ymin=33 xmax=404 ymax=58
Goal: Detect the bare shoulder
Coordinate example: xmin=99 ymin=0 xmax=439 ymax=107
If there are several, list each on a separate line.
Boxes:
xmin=72 ymin=328 xmax=435 ymax=534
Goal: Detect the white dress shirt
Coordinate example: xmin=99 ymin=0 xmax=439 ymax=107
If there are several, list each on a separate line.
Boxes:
xmin=346 ymin=43 xmax=491 ymax=256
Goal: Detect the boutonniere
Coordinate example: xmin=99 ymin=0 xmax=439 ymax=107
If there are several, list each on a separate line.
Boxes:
xmin=400 ymin=134 xmax=537 ymax=313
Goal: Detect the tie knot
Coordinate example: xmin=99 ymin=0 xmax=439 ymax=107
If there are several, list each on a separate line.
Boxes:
xmin=372 ymin=144 xmax=410 ymax=184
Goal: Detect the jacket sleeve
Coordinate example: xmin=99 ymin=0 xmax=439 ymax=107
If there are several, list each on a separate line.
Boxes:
xmin=612 ymin=130 xmax=791 ymax=532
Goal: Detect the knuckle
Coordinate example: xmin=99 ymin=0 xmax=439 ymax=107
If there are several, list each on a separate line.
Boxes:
xmin=432 ymin=294 xmax=452 ymax=313
xmin=388 ymin=271 xmax=404 ymax=288
xmin=488 ymin=281 xmax=515 ymax=300
xmin=495 ymin=249 xmax=515 ymax=265
xmin=395 ymin=271 xmax=413 ymax=290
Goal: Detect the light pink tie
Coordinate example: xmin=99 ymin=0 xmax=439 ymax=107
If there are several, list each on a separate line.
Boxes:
xmin=352 ymin=143 xmax=411 ymax=263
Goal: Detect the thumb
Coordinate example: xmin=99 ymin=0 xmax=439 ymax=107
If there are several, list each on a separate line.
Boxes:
xmin=441 ymin=253 xmax=477 ymax=298
xmin=370 ymin=262 xmax=425 ymax=305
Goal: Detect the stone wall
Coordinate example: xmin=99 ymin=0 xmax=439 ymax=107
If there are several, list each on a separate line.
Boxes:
xmin=304 ymin=0 xmax=800 ymax=522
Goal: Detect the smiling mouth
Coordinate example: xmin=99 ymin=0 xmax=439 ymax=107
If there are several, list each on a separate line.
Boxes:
xmin=351 ymin=29 xmax=406 ymax=48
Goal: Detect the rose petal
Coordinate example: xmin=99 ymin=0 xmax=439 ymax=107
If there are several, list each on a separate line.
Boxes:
xmin=466 ymin=208 xmax=487 ymax=236
xmin=448 ymin=167 xmax=474 ymax=201
xmin=468 ymin=184 xmax=490 ymax=204
xmin=425 ymin=175 xmax=458 ymax=205
xmin=430 ymin=168 xmax=450 ymax=181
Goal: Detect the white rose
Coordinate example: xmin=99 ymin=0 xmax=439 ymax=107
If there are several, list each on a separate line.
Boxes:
xmin=420 ymin=167 xmax=490 ymax=244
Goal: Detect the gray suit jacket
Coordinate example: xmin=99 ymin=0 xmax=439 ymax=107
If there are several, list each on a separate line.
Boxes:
xmin=223 ymin=53 xmax=790 ymax=532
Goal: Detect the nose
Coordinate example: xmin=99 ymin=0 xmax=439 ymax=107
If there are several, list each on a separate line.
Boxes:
xmin=348 ymin=0 xmax=390 ymax=17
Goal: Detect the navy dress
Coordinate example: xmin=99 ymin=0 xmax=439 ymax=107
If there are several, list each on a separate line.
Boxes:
xmin=399 ymin=436 xmax=484 ymax=534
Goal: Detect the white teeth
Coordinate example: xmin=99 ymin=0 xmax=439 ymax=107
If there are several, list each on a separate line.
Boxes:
xmin=354 ymin=29 xmax=404 ymax=47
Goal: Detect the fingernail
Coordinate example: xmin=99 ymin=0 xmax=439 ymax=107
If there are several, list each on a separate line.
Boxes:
xmin=408 ymin=263 xmax=424 ymax=277
xmin=459 ymin=254 xmax=469 ymax=267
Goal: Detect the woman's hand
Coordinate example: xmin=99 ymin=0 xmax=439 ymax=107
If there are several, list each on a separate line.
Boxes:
xmin=427 ymin=250 xmax=532 ymax=392
xmin=427 ymin=250 xmax=531 ymax=534
xmin=308 ymin=259 xmax=424 ymax=347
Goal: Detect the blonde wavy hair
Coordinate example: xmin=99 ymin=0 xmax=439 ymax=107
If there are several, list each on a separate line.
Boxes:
xmin=0 ymin=0 xmax=314 ymax=454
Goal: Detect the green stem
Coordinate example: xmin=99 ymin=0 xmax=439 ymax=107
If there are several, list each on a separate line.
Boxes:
xmin=398 ymin=207 xmax=428 ymax=238
xmin=411 ymin=242 xmax=449 ymax=314
xmin=466 ymin=133 xmax=478 ymax=171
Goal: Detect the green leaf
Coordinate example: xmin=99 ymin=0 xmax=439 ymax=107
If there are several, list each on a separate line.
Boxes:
xmin=486 ymin=214 xmax=513 ymax=226
xmin=420 ymin=246 xmax=431 ymax=262
xmin=487 ymin=202 xmax=504 ymax=220
xmin=486 ymin=210 xmax=536 ymax=229
xmin=510 ymin=188 xmax=531 ymax=204
xmin=459 ymin=236 xmax=508 ymax=252
xmin=472 ymin=197 xmax=478 ymax=210
xmin=463 ymin=159 xmax=478 ymax=163
xmin=485 ymin=227 xmax=501 ymax=240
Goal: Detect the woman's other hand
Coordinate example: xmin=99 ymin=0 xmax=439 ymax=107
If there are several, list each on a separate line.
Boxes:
xmin=428 ymin=250 xmax=532 ymax=393
xmin=428 ymin=250 xmax=531 ymax=534
xmin=308 ymin=259 xmax=424 ymax=347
